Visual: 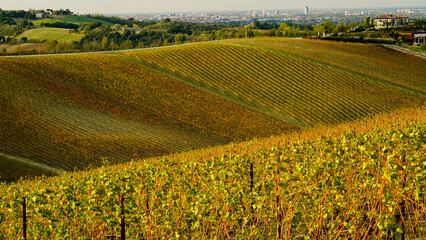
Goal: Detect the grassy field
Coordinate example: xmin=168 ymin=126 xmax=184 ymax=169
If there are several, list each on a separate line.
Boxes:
xmin=0 ymin=43 xmax=47 ymax=54
xmin=16 ymin=28 xmax=85 ymax=43
xmin=1 ymin=107 xmax=424 ymax=238
xmin=31 ymin=15 xmax=114 ymax=26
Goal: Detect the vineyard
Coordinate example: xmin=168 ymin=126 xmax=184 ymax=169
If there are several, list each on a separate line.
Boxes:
xmin=228 ymin=37 xmax=426 ymax=93
xmin=0 ymin=107 xmax=425 ymax=238
xmin=1 ymin=38 xmax=425 ymax=182
xmin=124 ymin=40 xmax=425 ymax=127
xmin=0 ymin=52 xmax=294 ymax=181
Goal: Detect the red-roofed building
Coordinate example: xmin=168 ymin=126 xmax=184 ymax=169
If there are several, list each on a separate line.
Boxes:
xmin=374 ymin=15 xmax=409 ymax=28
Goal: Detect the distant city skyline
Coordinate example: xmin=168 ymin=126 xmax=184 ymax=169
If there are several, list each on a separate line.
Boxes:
xmin=0 ymin=0 xmax=424 ymax=14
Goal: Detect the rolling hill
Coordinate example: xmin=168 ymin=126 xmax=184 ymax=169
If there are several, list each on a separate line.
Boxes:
xmin=124 ymin=38 xmax=425 ymax=126
xmin=0 ymin=51 xmax=295 ymax=181
xmin=0 ymin=38 xmax=425 ymax=182
xmin=17 ymin=27 xmax=85 ymax=43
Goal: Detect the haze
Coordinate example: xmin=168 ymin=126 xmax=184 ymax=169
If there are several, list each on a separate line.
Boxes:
xmin=0 ymin=0 xmax=425 ymax=14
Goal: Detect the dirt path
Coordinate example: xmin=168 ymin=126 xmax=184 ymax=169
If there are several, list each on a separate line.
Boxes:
xmin=382 ymin=44 xmax=426 ymax=59
xmin=0 ymin=151 xmax=65 ymax=175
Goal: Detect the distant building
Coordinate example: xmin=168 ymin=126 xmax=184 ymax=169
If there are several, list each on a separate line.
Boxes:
xmin=413 ymin=32 xmax=426 ymax=45
xmin=396 ymin=32 xmax=426 ymax=45
xmin=304 ymin=6 xmax=309 ymax=15
xmin=36 ymin=12 xmax=43 ymax=18
xmin=374 ymin=15 xmax=408 ymax=28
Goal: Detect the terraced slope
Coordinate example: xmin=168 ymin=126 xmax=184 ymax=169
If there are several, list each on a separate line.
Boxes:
xmin=0 ymin=53 xmax=294 ymax=181
xmin=124 ymin=40 xmax=425 ymax=127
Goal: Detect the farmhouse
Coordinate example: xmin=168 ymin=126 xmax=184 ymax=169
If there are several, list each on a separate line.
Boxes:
xmin=374 ymin=15 xmax=408 ymax=28
xmin=36 ymin=12 xmax=43 ymax=18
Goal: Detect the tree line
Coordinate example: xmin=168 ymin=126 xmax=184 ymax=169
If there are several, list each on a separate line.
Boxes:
xmin=1 ymin=10 xmax=425 ymax=55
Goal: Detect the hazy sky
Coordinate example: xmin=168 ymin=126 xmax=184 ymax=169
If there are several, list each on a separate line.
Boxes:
xmin=0 ymin=0 xmax=424 ymax=14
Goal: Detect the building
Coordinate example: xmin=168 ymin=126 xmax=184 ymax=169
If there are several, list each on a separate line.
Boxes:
xmin=413 ymin=32 xmax=426 ymax=45
xmin=396 ymin=32 xmax=426 ymax=45
xmin=304 ymin=6 xmax=309 ymax=15
xmin=374 ymin=15 xmax=409 ymax=28
xmin=36 ymin=12 xmax=43 ymax=18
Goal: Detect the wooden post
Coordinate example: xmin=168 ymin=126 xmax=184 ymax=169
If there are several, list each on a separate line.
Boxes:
xmin=250 ymin=163 xmax=254 ymax=193
xmin=22 ymin=197 xmax=27 ymax=240
xmin=275 ymin=166 xmax=281 ymax=240
xmin=400 ymin=157 xmax=406 ymax=240
xmin=250 ymin=163 xmax=254 ymax=215
xmin=119 ymin=194 xmax=125 ymax=240
xmin=145 ymin=194 xmax=149 ymax=215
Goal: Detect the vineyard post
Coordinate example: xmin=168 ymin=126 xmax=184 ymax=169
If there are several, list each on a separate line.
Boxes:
xmin=22 ymin=197 xmax=27 ymax=240
xmin=275 ymin=166 xmax=282 ymax=240
xmin=145 ymin=191 xmax=150 ymax=215
xmin=399 ymin=156 xmax=406 ymax=240
xmin=119 ymin=193 xmax=125 ymax=240
xmin=394 ymin=156 xmax=407 ymax=240
xmin=250 ymin=162 xmax=254 ymax=214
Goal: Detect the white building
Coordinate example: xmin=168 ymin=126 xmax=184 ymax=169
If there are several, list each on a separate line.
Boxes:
xmin=304 ymin=6 xmax=309 ymax=15
xmin=36 ymin=12 xmax=43 ymax=18
xmin=413 ymin=32 xmax=426 ymax=45
xmin=374 ymin=15 xmax=409 ymax=28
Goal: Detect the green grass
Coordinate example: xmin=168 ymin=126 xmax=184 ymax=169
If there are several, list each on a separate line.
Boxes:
xmin=17 ymin=27 xmax=85 ymax=43
xmin=0 ymin=43 xmax=47 ymax=54
xmin=62 ymin=15 xmax=114 ymax=26
xmin=31 ymin=16 xmax=67 ymax=26
xmin=31 ymin=15 xmax=115 ymax=26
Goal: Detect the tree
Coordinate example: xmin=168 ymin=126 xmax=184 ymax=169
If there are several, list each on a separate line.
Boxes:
xmin=112 ymin=24 xmax=122 ymax=31
xmin=320 ymin=20 xmax=335 ymax=34
xmin=420 ymin=43 xmax=426 ymax=51
xmin=175 ymin=33 xmax=184 ymax=44
xmin=101 ymin=36 xmax=109 ymax=50
xmin=161 ymin=18 xmax=171 ymax=23
xmin=363 ymin=16 xmax=372 ymax=29
xmin=109 ymin=40 xmax=119 ymax=51
xmin=120 ymin=39 xmax=133 ymax=49
xmin=137 ymin=42 xmax=145 ymax=48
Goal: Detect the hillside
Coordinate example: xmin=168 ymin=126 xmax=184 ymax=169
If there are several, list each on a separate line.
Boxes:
xmin=17 ymin=27 xmax=85 ymax=43
xmin=124 ymin=38 xmax=425 ymax=126
xmin=0 ymin=52 xmax=294 ymax=181
xmin=1 ymin=107 xmax=424 ymax=238
xmin=0 ymin=38 xmax=425 ymax=182
xmin=231 ymin=38 xmax=426 ymax=93
xmin=31 ymin=15 xmax=115 ymax=27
